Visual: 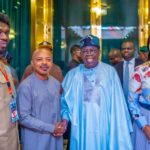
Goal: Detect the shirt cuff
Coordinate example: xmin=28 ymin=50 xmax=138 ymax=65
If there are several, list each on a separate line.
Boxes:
xmin=135 ymin=116 xmax=148 ymax=129
xmin=62 ymin=112 xmax=69 ymax=122
xmin=40 ymin=123 xmax=55 ymax=133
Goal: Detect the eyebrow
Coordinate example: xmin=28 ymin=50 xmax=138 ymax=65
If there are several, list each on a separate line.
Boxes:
xmin=121 ymin=47 xmax=133 ymax=49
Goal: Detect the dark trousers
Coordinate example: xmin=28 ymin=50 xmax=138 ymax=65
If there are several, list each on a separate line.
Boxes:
xmin=63 ymin=121 xmax=71 ymax=150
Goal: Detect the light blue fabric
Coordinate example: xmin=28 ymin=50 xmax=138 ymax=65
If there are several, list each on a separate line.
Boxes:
xmin=61 ymin=62 xmax=133 ymax=150
xmin=123 ymin=59 xmax=135 ymax=82
xmin=128 ymin=91 xmax=148 ymax=128
xmin=17 ymin=74 xmax=63 ymax=150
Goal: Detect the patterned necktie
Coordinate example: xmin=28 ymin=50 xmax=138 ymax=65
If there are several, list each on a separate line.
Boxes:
xmin=123 ymin=61 xmax=129 ymax=100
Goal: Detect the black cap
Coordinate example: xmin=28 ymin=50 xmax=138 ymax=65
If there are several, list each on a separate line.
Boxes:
xmin=80 ymin=35 xmax=100 ymax=49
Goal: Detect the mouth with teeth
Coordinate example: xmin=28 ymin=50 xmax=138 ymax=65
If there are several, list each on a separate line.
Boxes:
xmin=40 ymin=65 xmax=49 ymax=72
xmin=84 ymin=56 xmax=98 ymax=68
xmin=86 ymin=58 xmax=94 ymax=62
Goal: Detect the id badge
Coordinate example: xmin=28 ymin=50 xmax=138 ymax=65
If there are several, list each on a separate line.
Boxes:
xmin=9 ymin=98 xmax=19 ymax=123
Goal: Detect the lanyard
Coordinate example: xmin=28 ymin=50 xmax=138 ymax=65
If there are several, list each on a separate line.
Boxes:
xmin=0 ymin=67 xmax=14 ymax=98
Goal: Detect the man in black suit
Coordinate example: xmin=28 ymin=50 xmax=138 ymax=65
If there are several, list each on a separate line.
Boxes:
xmin=115 ymin=40 xmax=143 ymax=100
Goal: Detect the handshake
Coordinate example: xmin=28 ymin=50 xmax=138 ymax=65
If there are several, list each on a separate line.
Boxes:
xmin=53 ymin=119 xmax=68 ymax=137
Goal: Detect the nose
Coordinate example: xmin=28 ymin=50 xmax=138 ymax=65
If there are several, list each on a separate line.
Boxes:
xmin=0 ymin=32 xmax=8 ymax=40
xmin=125 ymin=50 xmax=130 ymax=54
xmin=42 ymin=59 xmax=47 ymax=64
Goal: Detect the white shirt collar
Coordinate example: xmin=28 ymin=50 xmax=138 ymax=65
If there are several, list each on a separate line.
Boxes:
xmin=124 ymin=58 xmax=135 ymax=64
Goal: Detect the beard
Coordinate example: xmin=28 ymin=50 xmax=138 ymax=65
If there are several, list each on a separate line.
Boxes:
xmin=0 ymin=49 xmax=6 ymax=56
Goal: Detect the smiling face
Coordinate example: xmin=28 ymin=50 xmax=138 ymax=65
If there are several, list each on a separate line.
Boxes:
xmin=0 ymin=22 xmax=10 ymax=54
xmin=32 ymin=48 xmax=53 ymax=80
xmin=81 ymin=45 xmax=100 ymax=68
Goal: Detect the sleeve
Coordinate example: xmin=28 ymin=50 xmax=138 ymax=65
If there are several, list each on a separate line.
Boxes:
xmin=17 ymin=83 xmax=55 ymax=133
xmin=128 ymin=68 xmax=148 ymax=129
xmin=61 ymin=73 xmax=72 ymax=122
xmin=61 ymin=71 xmax=76 ymax=122
xmin=61 ymin=92 xmax=70 ymax=121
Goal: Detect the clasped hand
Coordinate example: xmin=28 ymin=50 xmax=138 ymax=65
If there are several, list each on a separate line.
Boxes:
xmin=143 ymin=125 xmax=150 ymax=140
xmin=53 ymin=119 xmax=67 ymax=137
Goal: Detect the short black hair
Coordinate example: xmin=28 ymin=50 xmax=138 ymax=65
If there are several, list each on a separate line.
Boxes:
xmin=0 ymin=13 xmax=10 ymax=27
xmin=121 ymin=39 xmax=135 ymax=49
xmin=70 ymin=44 xmax=80 ymax=54
xmin=122 ymin=39 xmax=135 ymax=44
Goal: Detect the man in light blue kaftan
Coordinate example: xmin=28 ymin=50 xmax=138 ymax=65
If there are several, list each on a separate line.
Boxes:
xmin=17 ymin=48 xmax=64 ymax=150
xmin=61 ymin=35 xmax=133 ymax=150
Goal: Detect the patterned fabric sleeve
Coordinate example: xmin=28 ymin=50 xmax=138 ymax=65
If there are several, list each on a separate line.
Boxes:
xmin=128 ymin=66 xmax=148 ymax=129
